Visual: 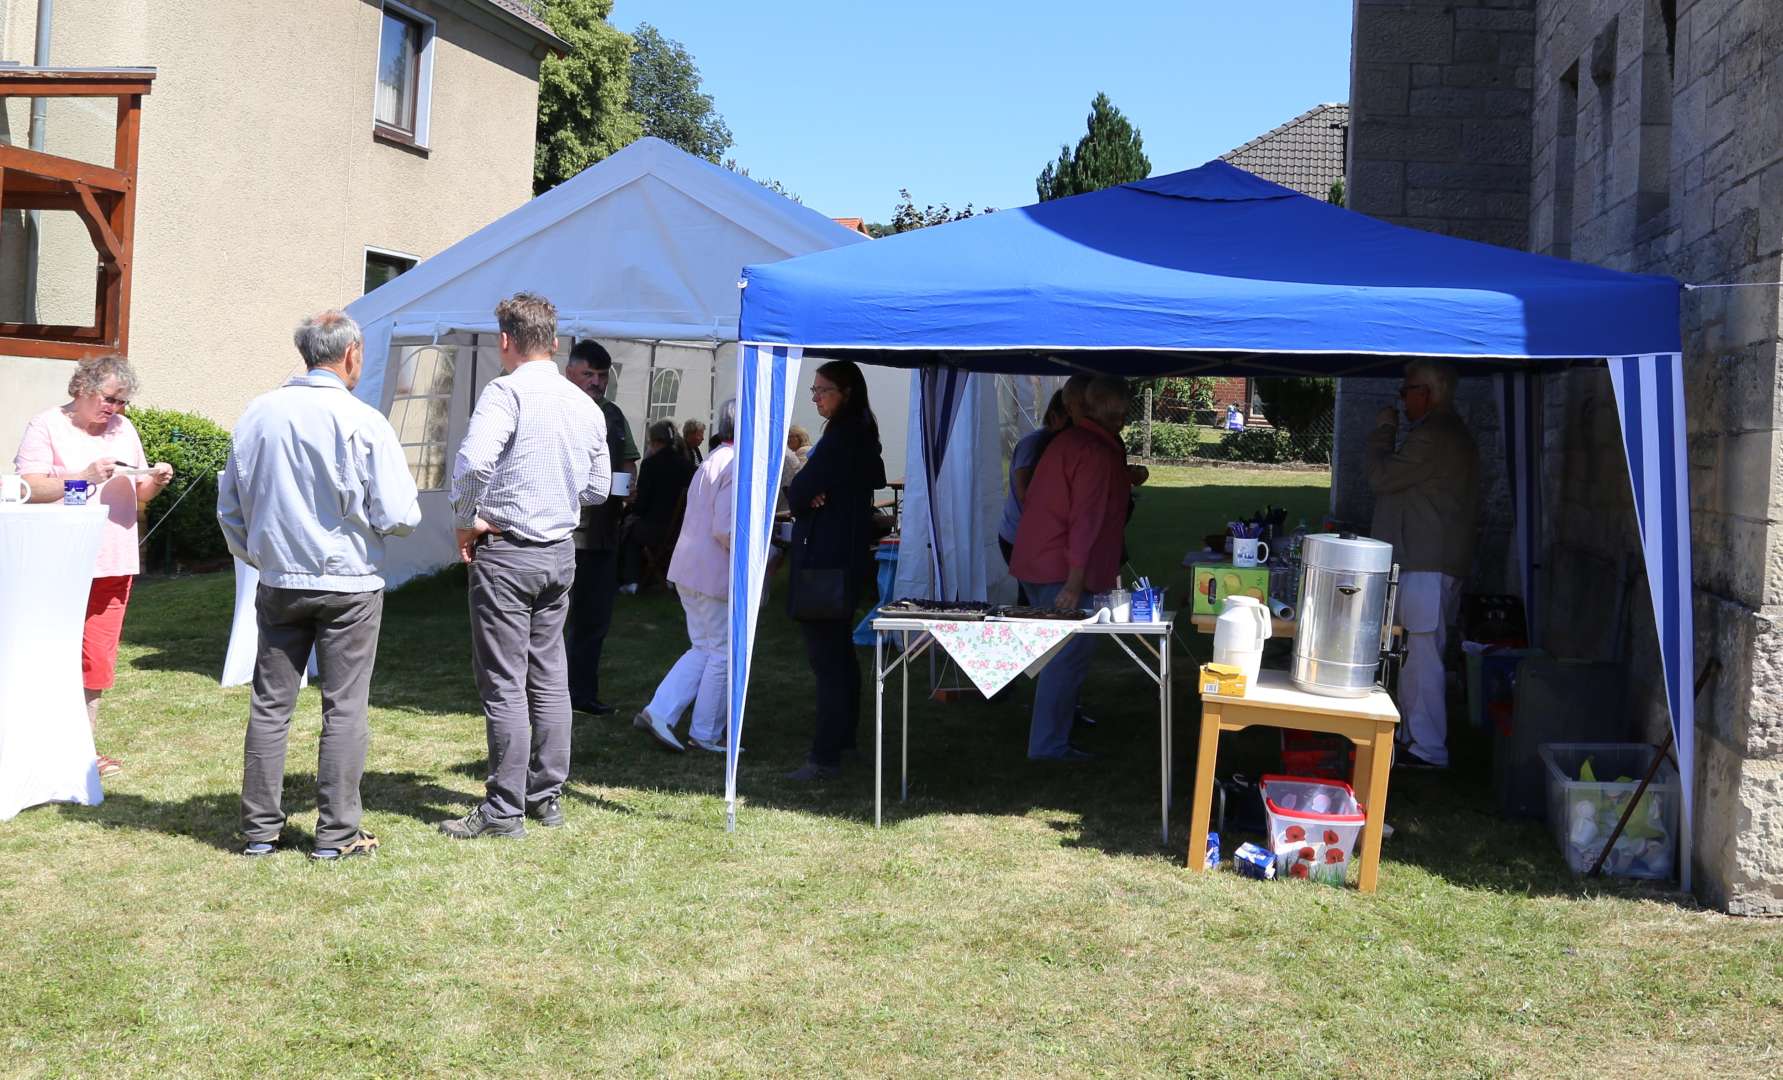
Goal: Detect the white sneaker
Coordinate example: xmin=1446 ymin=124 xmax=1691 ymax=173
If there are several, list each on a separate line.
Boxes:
xmin=619 ymin=583 xmax=638 ymax=595
xmin=634 ymin=709 xmax=683 ymax=752
xmin=688 ymin=735 xmax=740 ymax=754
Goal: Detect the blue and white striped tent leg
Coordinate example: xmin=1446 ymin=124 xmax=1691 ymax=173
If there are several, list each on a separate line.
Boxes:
xmin=1497 ymin=372 xmax=1542 ymax=644
xmin=725 ymin=343 xmax=802 ymax=831
xmin=1608 ymin=353 xmax=1695 ymax=893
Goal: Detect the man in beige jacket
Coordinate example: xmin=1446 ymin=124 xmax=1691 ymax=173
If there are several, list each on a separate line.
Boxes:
xmin=1365 ymin=359 xmax=1479 ymax=768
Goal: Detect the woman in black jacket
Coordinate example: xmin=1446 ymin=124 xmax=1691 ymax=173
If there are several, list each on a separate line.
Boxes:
xmin=784 ymin=360 xmax=887 ymax=781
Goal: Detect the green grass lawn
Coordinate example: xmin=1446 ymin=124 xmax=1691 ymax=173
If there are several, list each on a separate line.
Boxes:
xmin=2 ymin=463 xmax=1778 ymax=1077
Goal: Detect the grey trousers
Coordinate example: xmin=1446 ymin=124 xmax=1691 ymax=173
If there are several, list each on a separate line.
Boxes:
xmin=468 ymin=536 xmax=575 ymax=820
xmin=240 ymin=585 xmax=384 ymax=847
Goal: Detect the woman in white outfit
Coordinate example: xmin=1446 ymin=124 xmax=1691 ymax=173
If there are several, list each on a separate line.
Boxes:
xmin=634 ymin=399 xmax=739 ymax=753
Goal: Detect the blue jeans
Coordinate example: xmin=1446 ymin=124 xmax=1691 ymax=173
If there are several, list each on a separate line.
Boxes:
xmin=1020 ymin=580 xmax=1098 ymax=759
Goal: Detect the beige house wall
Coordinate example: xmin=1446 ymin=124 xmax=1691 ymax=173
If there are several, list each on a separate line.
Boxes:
xmin=0 ymin=0 xmax=547 ymax=451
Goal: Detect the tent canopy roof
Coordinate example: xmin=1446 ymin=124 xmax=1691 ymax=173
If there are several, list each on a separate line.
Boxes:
xmin=738 ymin=161 xmax=1681 ymax=377
xmin=346 ymin=136 xmax=868 ymax=346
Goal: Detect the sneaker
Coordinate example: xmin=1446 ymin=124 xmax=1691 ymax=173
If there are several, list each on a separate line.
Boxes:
xmin=618 ymin=583 xmax=639 ymax=596
xmin=96 ymin=755 xmax=123 ymax=778
xmin=633 ymin=709 xmax=684 ymax=752
xmin=310 ymin=831 xmax=379 ymax=861
xmin=783 ymin=762 xmax=839 ymax=782
xmin=240 ymin=836 xmax=283 ymax=857
xmin=688 ymin=735 xmax=740 ymax=754
xmin=528 ymin=796 xmax=565 ymax=827
xmin=572 ymin=699 xmax=617 ymax=717
xmin=1029 ymin=746 xmax=1097 ymax=763
xmin=438 ymin=806 xmax=526 ymax=840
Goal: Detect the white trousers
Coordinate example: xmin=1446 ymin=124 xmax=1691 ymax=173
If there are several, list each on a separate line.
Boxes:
xmin=645 ymin=588 xmax=729 ymax=745
xmin=1397 ymin=571 xmax=1461 ymax=766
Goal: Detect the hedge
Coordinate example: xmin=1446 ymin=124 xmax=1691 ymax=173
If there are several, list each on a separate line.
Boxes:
xmin=1121 ymin=421 xmax=1201 ymax=460
xmin=129 ymin=406 xmax=233 ymax=568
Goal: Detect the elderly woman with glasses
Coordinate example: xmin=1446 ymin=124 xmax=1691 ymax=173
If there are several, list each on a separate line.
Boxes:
xmin=12 ymin=354 xmax=174 ymax=777
xmin=1365 ymin=359 xmax=1479 ymax=770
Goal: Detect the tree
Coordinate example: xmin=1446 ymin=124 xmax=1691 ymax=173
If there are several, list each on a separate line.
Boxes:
xmin=1328 ymin=177 xmax=1345 ymax=206
xmin=629 ymin=23 xmax=732 ymax=162
xmin=722 ymin=159 xmax=801 ymax=204
xmin=534 ymin=0 xmax=641 ymax=194
xmin=1035 ymin=92 xmax=1150 ymax=202
xmin=865 ymin=189 xmax=990 ymax=237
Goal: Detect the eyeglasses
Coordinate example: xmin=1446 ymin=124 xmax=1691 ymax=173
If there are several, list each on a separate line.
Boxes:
xmin=1397 ymin=384 xmax=1431 ymax=398
xmin=100 ymin=394 xmax=131 ymax=408
xmin=809 ymin=384 xmax=840 ymax=400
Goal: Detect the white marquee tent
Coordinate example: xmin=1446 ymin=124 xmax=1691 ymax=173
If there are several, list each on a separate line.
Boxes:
xmin=340 ymin=137 xmax=895 ymax=586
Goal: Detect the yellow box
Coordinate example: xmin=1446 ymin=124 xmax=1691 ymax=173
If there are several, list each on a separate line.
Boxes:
xmin=1199 ymin=662 xmax=1247 ymax=698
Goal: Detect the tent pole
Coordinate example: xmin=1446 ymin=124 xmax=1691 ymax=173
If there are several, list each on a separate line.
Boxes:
xmin=1587 ymin=658 xmax=1717 ymax=881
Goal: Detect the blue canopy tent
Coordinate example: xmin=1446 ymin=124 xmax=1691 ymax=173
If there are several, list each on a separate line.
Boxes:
xmin=724 ymin=162 xmax=1692 ymax=886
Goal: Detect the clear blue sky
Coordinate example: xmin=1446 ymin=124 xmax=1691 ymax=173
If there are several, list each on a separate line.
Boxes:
xmin=615 ymin=1 xmax=1353 ymax=222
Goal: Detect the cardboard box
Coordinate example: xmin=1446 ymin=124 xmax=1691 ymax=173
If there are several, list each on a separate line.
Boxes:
xmin=1191 ymin=563 xmax=1271 ymax=615
xmin=1199 ymin=662 xmax=1247 ymax=698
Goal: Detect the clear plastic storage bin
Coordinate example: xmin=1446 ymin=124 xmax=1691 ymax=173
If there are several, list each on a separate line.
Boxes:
xmin=1539 ymin=743 xmax=1677 ymax=880
xmin=1258 ymin=775 xmax=1366 ymax=884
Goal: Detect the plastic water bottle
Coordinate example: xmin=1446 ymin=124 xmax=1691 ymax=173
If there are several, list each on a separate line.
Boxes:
xmin=1287 ymin=519 xmax=1308 ymax=563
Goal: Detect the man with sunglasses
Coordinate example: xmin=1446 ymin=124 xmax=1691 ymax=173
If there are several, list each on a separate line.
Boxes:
xmin=1365 ymin=360 xmax=1479 ymax=770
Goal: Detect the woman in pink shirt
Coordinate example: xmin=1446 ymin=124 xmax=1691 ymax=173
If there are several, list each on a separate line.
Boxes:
xmin=634 ymin=399 xmax=738 ymax=754
xmin=1008 ymin=375 xmax=1132 ymax=761
xmin=13 ymin=355 xmax=174 ymax=777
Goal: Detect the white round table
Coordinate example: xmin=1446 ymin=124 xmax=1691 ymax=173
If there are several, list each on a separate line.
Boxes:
xmin=0 ymin=502 xmax=108 ymax=820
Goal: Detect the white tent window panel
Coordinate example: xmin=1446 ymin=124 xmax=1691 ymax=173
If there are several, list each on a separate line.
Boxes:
xmin=390 ymin=344 xmax=455 ymax=490
xmin=648 ymin=367 xmax=682 ymax=420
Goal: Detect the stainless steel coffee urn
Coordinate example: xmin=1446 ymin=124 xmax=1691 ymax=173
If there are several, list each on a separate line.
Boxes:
xmin=1291 ymin=534 xmax=1398 ymax=698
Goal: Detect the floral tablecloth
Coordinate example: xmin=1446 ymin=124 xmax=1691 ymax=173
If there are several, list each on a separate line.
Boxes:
xmin=925 ymin=619 xmax=1078 ymax=697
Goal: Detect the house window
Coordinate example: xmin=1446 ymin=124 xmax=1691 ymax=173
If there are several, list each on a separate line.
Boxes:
xmin=364 ymin=248 xmax=418 ymax=294
xmin=648 ymin=368 xmax=682 ymax=421
xmin=375 ymin=3 xmax=434 ymax=146
xmin=390 ymin=343 xmax=455 ymax=490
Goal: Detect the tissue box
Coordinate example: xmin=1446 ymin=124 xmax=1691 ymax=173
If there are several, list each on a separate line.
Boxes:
xmin=1199 ymin=663 xmax=1247 ymax=698
xmin=1191 ymin=563 xmax=1271 ymax=615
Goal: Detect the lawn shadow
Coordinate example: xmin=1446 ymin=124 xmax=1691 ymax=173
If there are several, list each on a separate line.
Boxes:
xmin=77 ymin=770 xmax=473 ymax=852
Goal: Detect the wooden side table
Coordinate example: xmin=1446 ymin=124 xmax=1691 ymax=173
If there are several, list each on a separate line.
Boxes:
xmin=1185 ymin=669 xmax=1401 ymax=892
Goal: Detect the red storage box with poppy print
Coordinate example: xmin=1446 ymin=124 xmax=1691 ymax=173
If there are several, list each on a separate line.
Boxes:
xmin=1259 ymin=775 xmax=1366 ymax=885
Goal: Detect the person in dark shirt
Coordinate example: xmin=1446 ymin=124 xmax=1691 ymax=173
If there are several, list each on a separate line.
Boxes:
xmin=783 ymin=360 xmax=887 ymax=782
xmin=619 ymin=420 xmax=696 ymax=591
xmin=564 ymin=339 xmax=640 ymax=716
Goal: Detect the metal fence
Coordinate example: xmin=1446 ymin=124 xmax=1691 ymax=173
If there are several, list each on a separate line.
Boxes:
xmin=1123 ymin=380 xmax=1334 ymax=466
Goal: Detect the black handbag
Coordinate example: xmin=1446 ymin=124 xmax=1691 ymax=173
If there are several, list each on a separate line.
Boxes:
xmin=790 ymin=557 xmax=851 ymax=623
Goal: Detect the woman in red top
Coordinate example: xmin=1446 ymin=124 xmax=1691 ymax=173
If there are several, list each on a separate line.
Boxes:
xmin=1008 ymin=376 xmax=1132 ymax=761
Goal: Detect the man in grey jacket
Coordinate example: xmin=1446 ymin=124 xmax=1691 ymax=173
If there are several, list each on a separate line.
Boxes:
xmin=1365 ymin=359 xmax=1479 ymax=769
xmin=218 ymin=311 xmax=422 ymax=859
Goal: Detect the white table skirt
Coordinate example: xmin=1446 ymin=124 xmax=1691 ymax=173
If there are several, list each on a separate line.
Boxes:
xmin=0 ymin=503 xmax=107 ymax=820
xmin=222 ymin=558 xmax=315 ymax=688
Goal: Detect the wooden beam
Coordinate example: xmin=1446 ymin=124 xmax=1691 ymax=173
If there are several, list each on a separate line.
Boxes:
xmin=111 ymin=93 xmax=143 ymax=355
xmin=0 ymin=145 xmax=130 ymax=193
xmin=0 ymin=70 xmax=155 ymax=97
xmin=0 ymin=338 xmax=115 ymax=362
xmin=0 ymin=322 xmax=105 ymax=340
xmin=72 ymin=182 xmax=124 ymax=265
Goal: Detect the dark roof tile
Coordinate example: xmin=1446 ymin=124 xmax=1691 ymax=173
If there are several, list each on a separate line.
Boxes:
xmin=1219 ymin=103 xmax=1349 ymax=200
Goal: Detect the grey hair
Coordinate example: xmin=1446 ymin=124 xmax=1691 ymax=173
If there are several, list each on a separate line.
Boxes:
xmin=646 ymin=419 xmax=677 ymax=446
xmin=1083 ymin=375 xmax=1131 ymax=428
xmin=67 ymin=353 xmax=140 ymax=400
xmin=1406 ymin=359 xmax=1459 ymax=406
xmin=293 ymin=310 xmax=362 ymax=368
xmin=711 ymin=398 xmax=739 ymax=444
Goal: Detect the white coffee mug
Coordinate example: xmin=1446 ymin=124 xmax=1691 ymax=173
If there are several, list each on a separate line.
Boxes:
xmin=1232 ymin=538 xmax=1269 ymax=568
xmin=609 ymin=471 xmax=633 ymax=497
xmin=0 ymin=474 xmax=29 ymax=504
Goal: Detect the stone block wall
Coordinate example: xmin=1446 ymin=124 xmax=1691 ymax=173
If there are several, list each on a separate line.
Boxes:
xmin=1350 ymin=0 xmax=1783 ymax=914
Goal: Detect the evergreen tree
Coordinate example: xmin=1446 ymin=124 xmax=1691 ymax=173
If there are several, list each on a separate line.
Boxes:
xmin=629 ymin=23 xmax=732 ymax=162
xmin=534 ymin=0 xmax=641 ymax=194
xmin=1035 ymin=92 xmax=1151 ymax=202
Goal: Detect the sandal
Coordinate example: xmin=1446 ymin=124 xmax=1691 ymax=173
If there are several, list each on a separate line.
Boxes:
xmin=309 ymin=831 xmax=379 ymax=861
xmin=96 ymin=755 xmax=123 ymax=778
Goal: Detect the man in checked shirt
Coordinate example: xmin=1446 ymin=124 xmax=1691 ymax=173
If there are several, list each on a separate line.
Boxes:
xmin=440 ymin=293 xmax=610 ymax=839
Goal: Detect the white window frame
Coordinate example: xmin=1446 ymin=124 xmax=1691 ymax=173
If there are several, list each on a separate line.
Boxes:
xmin=647 ymin=367 xmax=682 ymax=422
xmin=373 ymin=0 xmax=436 ymax=148
xmin=388 ymin=342 xmax=456 ymax=491
xmin=363 ymin=245 xmax=419 ymax=293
